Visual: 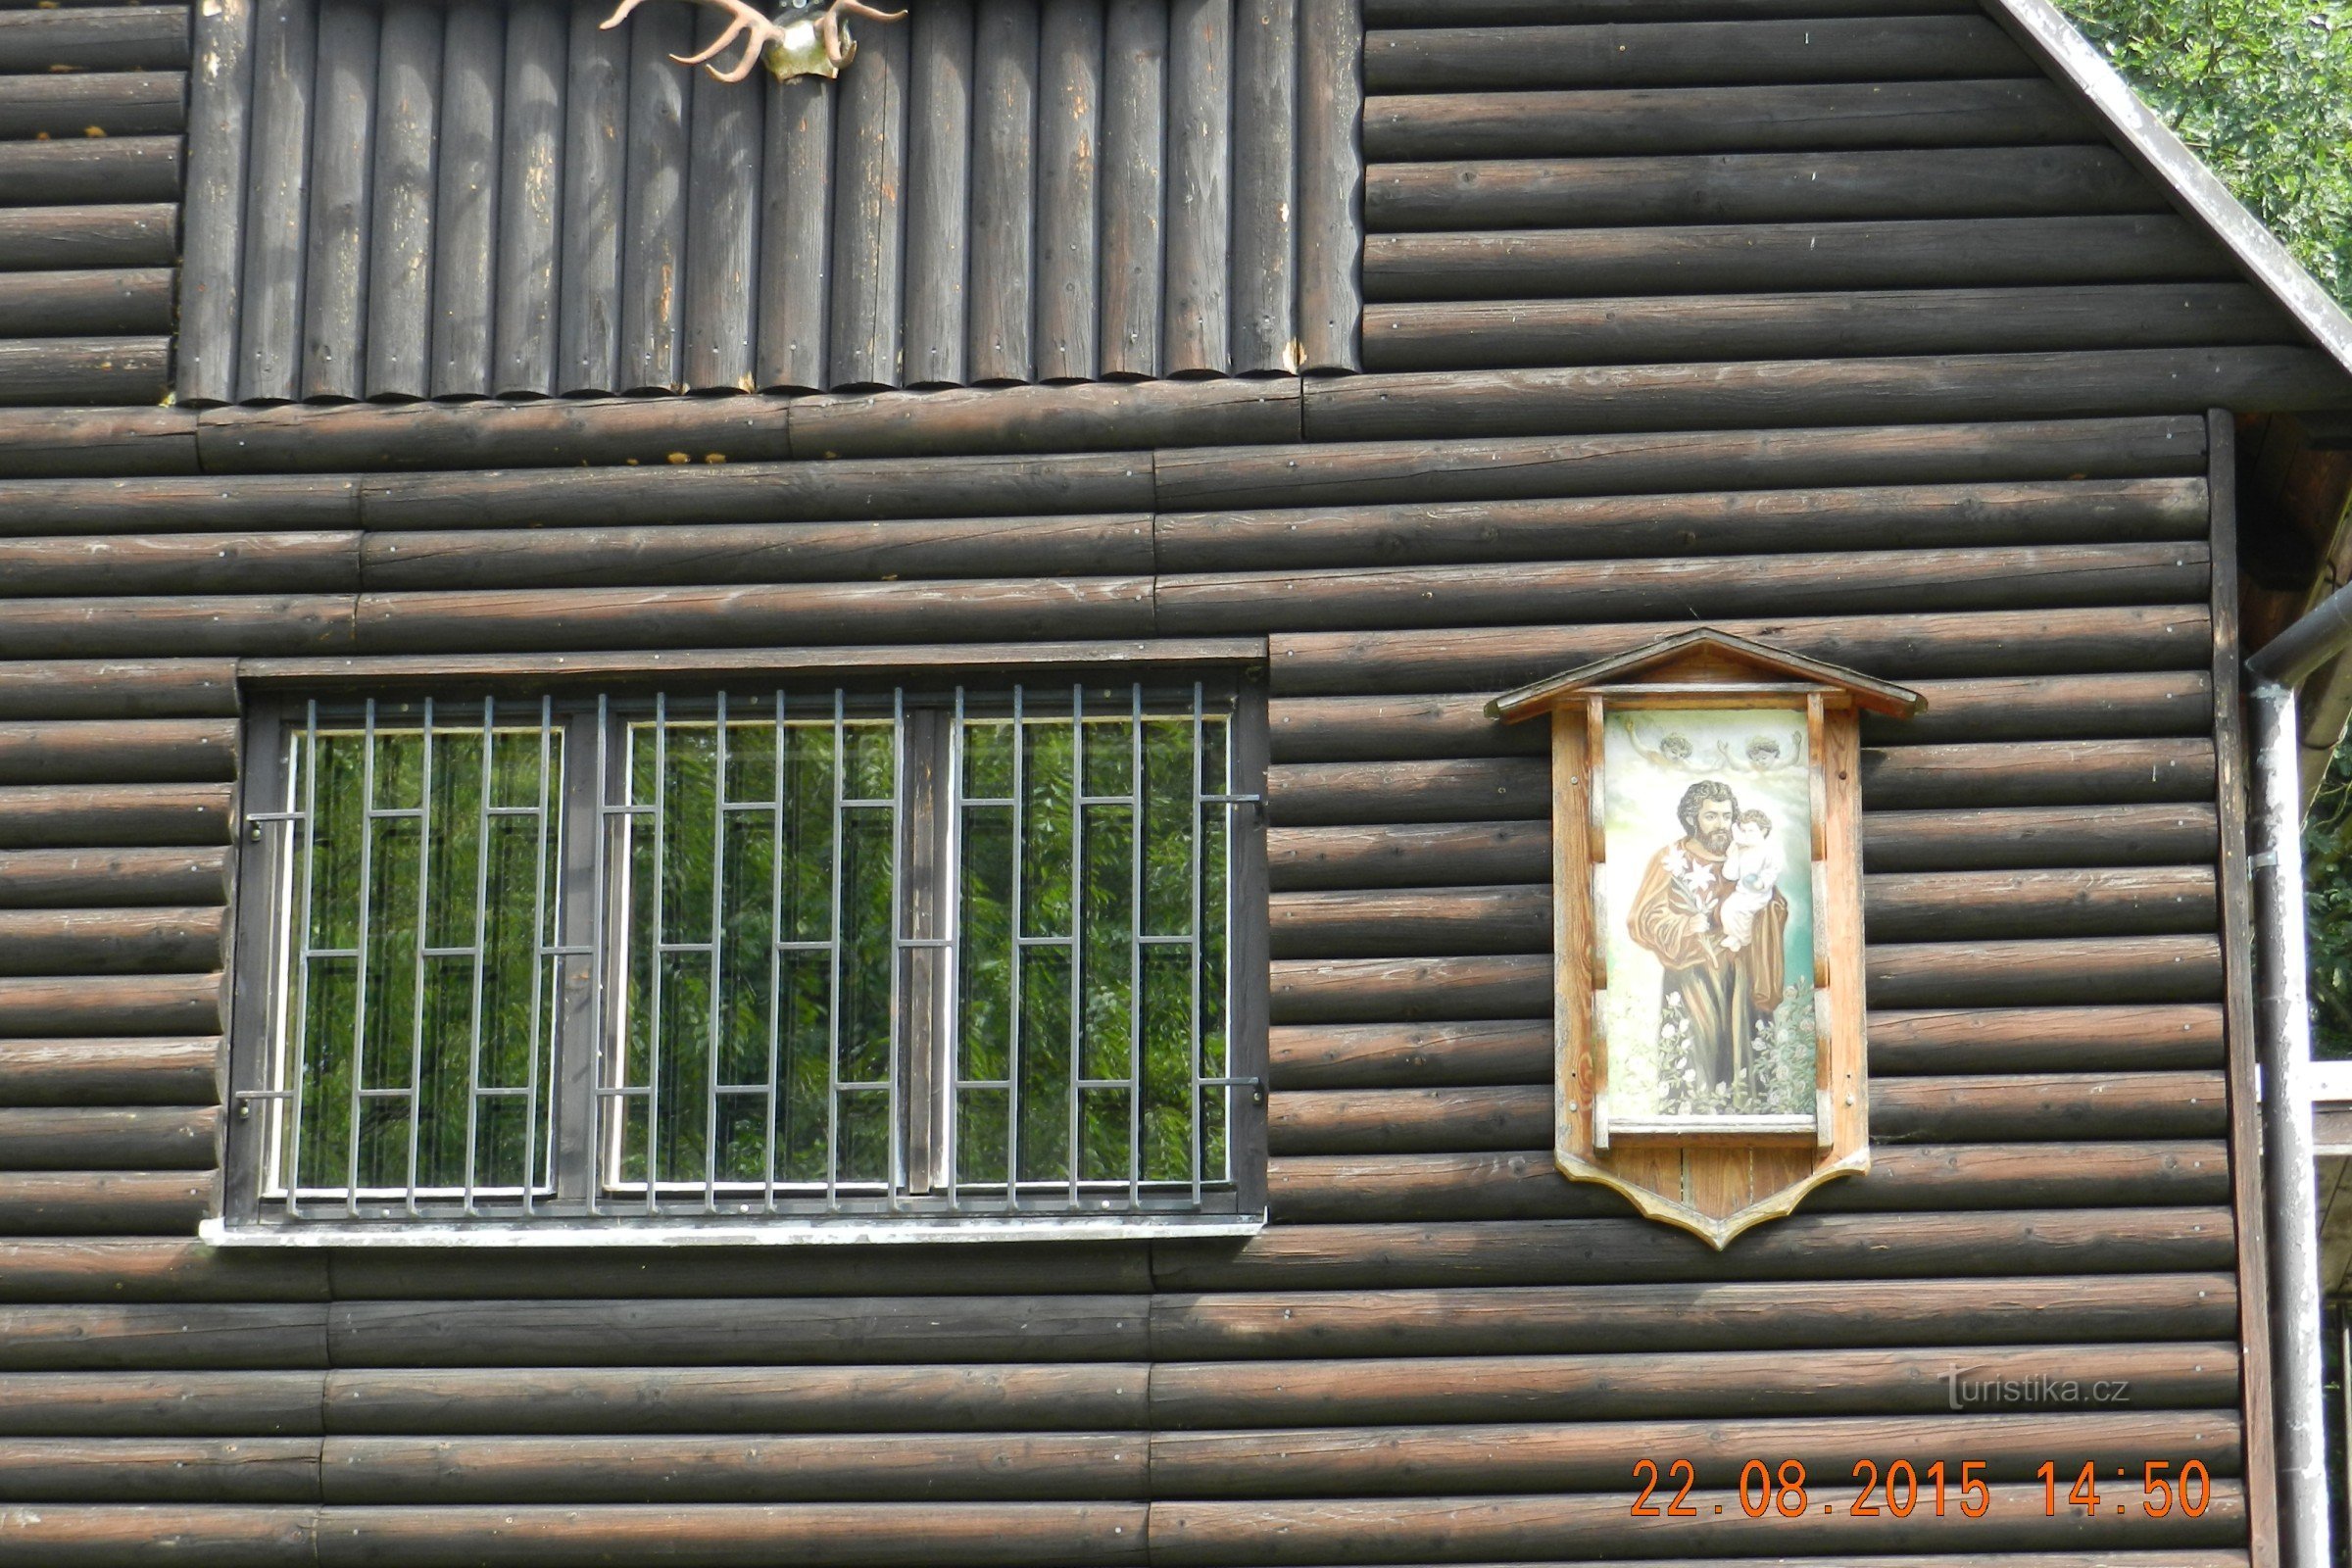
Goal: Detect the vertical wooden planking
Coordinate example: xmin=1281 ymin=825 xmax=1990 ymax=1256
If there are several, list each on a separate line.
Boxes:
xmin=494 ymin=0 xmax=568 ymax=397
xmin=968 ymin=0 xmax=1039 ymax=383
xmin=682 ymin=9 xmax=761 ymax=393
xmin=180 ymin=0 xmax=257 ymax=405
xmin=905 ymin=0 xmax=975 ymax=387
xmin=366 ymin=0 xmax=444 ymax=399
xmin=238 ymin=0 xmax=318 ymax=402
xmin=558 ymin=2 xmax=627 ymax=394
xmin=1296 ymin=0 xmax=1360 ymax=372
xmin=1035 ymin=0 xmax=1102 ymax=381
xmin=1099 ymin=0 xmax=1166 ymax=379
xmin=431 ymin=0 xmax=504 ymax=398
xmin=828 ymin=15 xmax=911 ymax=389
xmin=1230 ymin=0 xmax=1297 ymax=373
xmin=303 ymin=0 xmax=380 ymax=400
xmin=757 ymin=76 xmax=833 ymax=392
xmin=1162 ymin=0 xmax=1232 ymax=374
xmin=619 ymin=3 xmax=691 ymax=392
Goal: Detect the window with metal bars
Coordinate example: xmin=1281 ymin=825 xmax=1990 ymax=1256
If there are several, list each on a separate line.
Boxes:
xmin=219 ymin=678 xmax=1265 ymax=1239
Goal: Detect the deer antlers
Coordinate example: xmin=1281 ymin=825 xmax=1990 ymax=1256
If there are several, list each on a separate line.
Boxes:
xmin=599 ymin=0 xmax=906 ymax=84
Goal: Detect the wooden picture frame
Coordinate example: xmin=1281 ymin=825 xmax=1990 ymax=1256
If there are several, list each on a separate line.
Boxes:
xmin=1489 ymin=629 xmax=1924 ymax=1249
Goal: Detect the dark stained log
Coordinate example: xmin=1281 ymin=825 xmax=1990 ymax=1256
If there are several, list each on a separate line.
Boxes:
xmin=349 ymin=578 xmax=1152 ymax=655
xmin=1268 ymin=758 xmax=1547 ymax=826
xmin=967 ymin=0 xmax=1039 ymax=384
xmin=1169 ymin=478 xmax=2208 ymax=576
xmin=1148 ymin=1486 xmax=2241 ymax=1561
xmin=355 ymin=451 xmax=1146 ymax=527
xmin=324 ymin=1364 xmax=1146 ymax=1435
xmin=176 ymin=0 xmax=253 ymax=406
xmin=320 ymin=1433 xmax=1142 ymax=1503
xmin=1868 ymin=936 xmax=2224 ymax=1008
xmin=1269 ymin=821 xmax=1547 ymax=892
xmin=1363 ymin=17 xmax=2033 ymax=91
xmin=1153 ymin=1339 xmax=2231 ymax=1427
xmin=1272 ymin=955 xmax=1549 ymax=1024
xmin=1159 ymin=416 xmax=2208 ymax=512
xmin=1272 ymin=1142 xmax=2232 ymax=1223
xmin=904 ymin=0 xmax=974 ymax=388
xmin=358 ymin=515 xmax=1152 ymax=591
xmin=0 ymin=785 xmax=232 ymax=852
xmin=0 ymin=908 xmax=223 ymax=977
xmin=1150 ymin=1411 xmax=2235 ymax=1497
xmin=0 ymin=1105 xmax=216 ymax=1171
xmin=1152 ymin=1208 xmax=2235 ymax=1293
xmin=0 ymin=1039 xmax=220 ymax=1107
xmin=1363 ymin=216 xmax=2238 ymax=302
xmin=827 ymin=13 xmax=910 ymax=388
xmin=0 ymin=1306 xmax=327 ymax=1370
xmin=1162 ymin=543 xmax=2208 ymax=636
xmin=1866 ymin=803 xmax=2220 ymax=872
xmin=1871 ymin=1006 xmax=2227 ymax=1075
xmin=1364 ymin=79 xmax=2090 ymax=161
xmin=1270 ymin=1020 xmax=1550 ymax=1089
xmin=0 ymin=1371 xmax=324 ymax=1436
xmin=363 ymin=0 xmax=442 ymax=399
xmin=1034 ymin=0 xmax=1102 ymax=381
xmin=0 ymin=1437 xmax=318 ymax=1502
xmin=202 ymin=396 xmax=790 ymax=472
xmin=1271 ymin=885 xmax=1547 ymax=959
xmin=1302 ymin=351 xmax=2351 ymax=445
xmin=1150 ymin=1271 xmax=2238 ymax=1359
xmin=0 ymin=1241 xmax=331 ymax=1306
xmin=0 ymin=596 xmax=355 ymax=659
xmin=328 ymin=1296 xmax=1150 ymax=1366
xmin=491 ymin=0 xmax=565 ymax=397
xmin=236 ymin=0 xmax=318 ymax=402
xmin=1099 ymin=0 xmax=1167 ymax=378
xmin=428 ymin=0 xmax=502 ymax=398
xmin=790 ymin=376 xmax=1299 ymax=461
xmin=0 ymin=535 xmax=361 ymax=599
xmin=679 ymin=5 xmax=760 ymax=395
xmin=0 ymin=851 xmax=227 ymax=910
xmin=1367 ymin=147 xmax=2161 ymax=232
xmin=0 ymin=1506 xmax=313 ymax=1564
xmin=1864 ymin=866 xmax=2217 ymax=941
xmin=246 ymin=638 xmax=1259 ymax=688
xmin=1229 ymin=0 xmax=1297 ymax=374
xmin=557 ymin=1 xmax=627 ymax=393
xmin=1367 ymin=284 xmax=2295 ymax=373
xmin=756 ymin=75 xmax=834 ymax=391
xmin=0 ymin=975 xmax=220 ymax=1039
xmin=0 ymin=340 xmax=170 ymax=407
xmin=1364 ymin=0 xmax=1980 ymax=18
xmin=0 ymin=141 xmax=180 ymax=208
xmin=1162 ymin=0 xmax=1233 ymax=374
xmin=0 ymin=204 xmax=180 ymax=271
xmin=303 ymin=0 xmax=381 ymax=402
xmin=1294 ymin=0 xmax=1360 ymax=371
xmin=0 ymin=73 xmax=187 ymax=139
xmin=1271 ymin=1084 xmax=1545 ymax=1152
xmin=0 ymin=8 xmax=191 ymax=71
xmin=0 ymin=662 xmax=239 ymax=720
xmin=0 ymin=1171 xmax=215 ymax=1236
xmin=618 ymin=0 xmax=689 ymax=393
xmin=1864 ymin=739 xmax=2215 ymax=808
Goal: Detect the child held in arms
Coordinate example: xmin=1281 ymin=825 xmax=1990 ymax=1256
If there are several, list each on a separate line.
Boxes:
xmin=1718 ymin=808 xmax=1782 ymax=955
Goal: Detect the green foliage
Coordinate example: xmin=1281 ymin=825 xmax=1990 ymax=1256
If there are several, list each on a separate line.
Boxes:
xmin=2056 ymin=0 xmax=2352 ymax=307
xmin=2309 ymin=744 xmax=2352 ymax=1057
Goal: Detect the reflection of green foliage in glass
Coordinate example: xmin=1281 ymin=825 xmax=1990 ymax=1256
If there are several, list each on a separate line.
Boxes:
xmin=288 ymin=718 xmax=563 ymax=1197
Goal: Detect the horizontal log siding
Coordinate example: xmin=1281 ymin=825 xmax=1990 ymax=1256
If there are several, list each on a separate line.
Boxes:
xmin=0 ymin=4 xmax=184 ymax=407
xmin=1355 ymin=4 xmax=2305 ymax=401
xmin=0 ymin=395 xmax=2267 ymax=1566
xmin=175 ymin=0 xmax=1358 ymax=405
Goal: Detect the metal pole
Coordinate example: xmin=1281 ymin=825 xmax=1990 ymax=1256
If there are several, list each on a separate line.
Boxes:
xmin=2250 ymin=678 xmax=2334 ymax=1568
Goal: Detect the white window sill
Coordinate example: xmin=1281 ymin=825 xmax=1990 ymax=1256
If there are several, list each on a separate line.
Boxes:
xmin=199 ymin=1214 xmax=1266 ymax=1248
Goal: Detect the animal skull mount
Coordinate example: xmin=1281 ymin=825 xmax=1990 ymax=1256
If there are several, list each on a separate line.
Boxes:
xmin=599 ymin=0 xmax=907 ymax=83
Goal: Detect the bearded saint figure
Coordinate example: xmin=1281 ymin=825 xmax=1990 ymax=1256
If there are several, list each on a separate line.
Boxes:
xmin=1624 ymin=779 xmax=1788 ymax=1098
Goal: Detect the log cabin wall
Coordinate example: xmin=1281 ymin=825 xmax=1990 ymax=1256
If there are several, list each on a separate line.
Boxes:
xmin=172 ymin=0 xmax=1363 ymax=403
xmin=0 ymin=0 xmax=185 ymax=407
xmin=1 ymin=0 xmax=2352 ymax=1562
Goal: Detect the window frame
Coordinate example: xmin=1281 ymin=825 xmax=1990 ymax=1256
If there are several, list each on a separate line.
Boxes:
xmin=215 ymin=665 xmax=1269 ymax=1244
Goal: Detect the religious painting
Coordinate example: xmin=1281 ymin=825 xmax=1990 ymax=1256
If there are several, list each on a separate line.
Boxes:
xmin=1597 ymin=708 xmax=1816 ymax=1132
xmin=1486 ymin=628 xmax=1922 ymax=1249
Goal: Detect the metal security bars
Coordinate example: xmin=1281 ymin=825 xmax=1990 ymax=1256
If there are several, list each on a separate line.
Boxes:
xmin=223 ymin=678 xmax=1263 ymax=1235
